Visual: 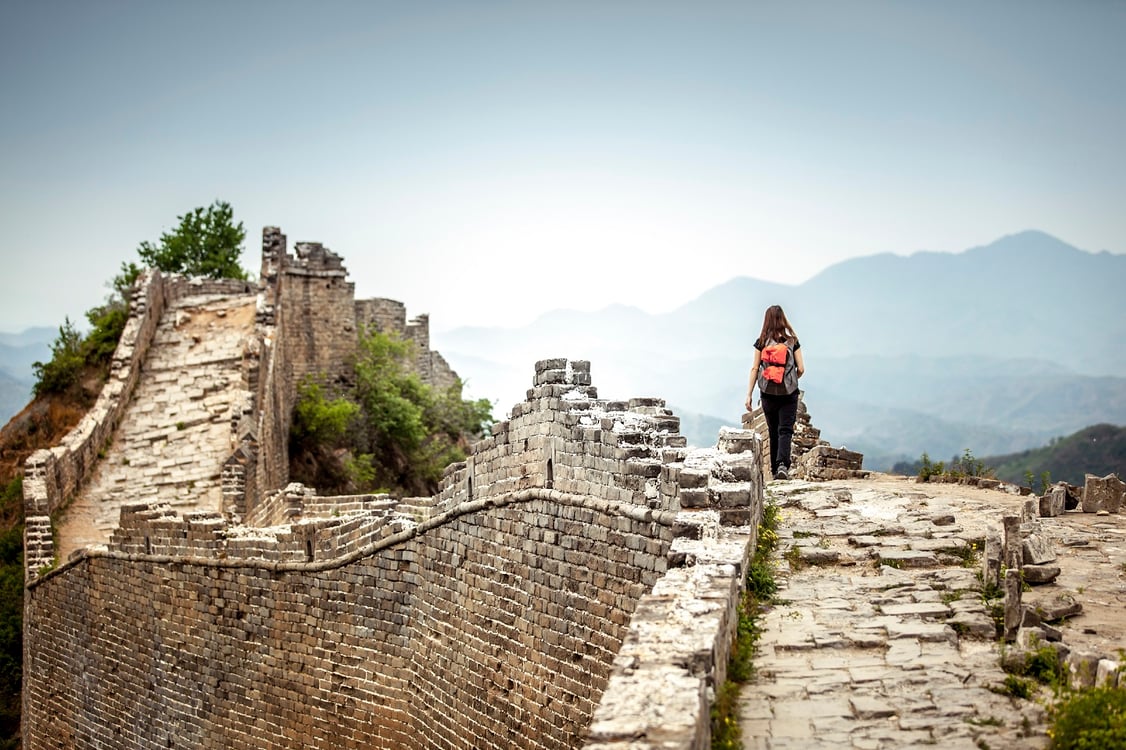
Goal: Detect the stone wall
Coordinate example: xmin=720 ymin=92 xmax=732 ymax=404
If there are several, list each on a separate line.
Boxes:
xmin=24 ymin=359 xmax=765 ymax=749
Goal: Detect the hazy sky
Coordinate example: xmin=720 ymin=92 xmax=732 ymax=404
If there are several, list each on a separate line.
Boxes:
xmin=1 ymin=1 xmax=1123 ymax=334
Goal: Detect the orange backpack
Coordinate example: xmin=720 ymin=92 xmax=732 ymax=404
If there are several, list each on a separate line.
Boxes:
xmin=758 ymin=340 xmax=798 ymax=395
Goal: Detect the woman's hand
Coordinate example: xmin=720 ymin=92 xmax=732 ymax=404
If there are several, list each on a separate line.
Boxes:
xmin=745 ymin=394 xmax=754 ymax=412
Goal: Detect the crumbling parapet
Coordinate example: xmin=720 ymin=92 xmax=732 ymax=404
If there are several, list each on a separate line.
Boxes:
xmin=1081 ymin=473 xmax=1125 ymax=514
xmin=742 ymin=391 xmax=866 ymax=481
xmin=22 ymin=268 xmax=168 ymax=579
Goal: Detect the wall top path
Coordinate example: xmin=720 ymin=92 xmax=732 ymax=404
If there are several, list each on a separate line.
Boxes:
xmin=54 ymin=291 xmax=258 ymax=561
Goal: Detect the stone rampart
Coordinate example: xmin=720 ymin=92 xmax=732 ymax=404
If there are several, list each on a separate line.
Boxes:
xmin=24 ymin=359 xmax=765 ymax=749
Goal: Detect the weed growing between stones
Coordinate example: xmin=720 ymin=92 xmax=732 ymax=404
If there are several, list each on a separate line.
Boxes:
xmin=877 ymin=555 xmax=903 ymax=570
xmin=993 ymin=674 xmax=1034 ymax=700
xmin=966 ymin=716 xmax=1005 ymax=727
xmin=1001 ymin=643 xmax=1067 ymax=694
xmin=711 ymin=500 xmax=781 ymax=748
xmin=784 ymin=545 xmax=804 ymax=570
xmin=941 ymin=540 xmax=980 ymax=568
xmin=942 ymin=590 xmax=964 ymax=605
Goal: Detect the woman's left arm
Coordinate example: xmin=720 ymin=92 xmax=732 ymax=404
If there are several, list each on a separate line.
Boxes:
xmin=795 ymin=348 xmax=805 ymax=378
xmin=745 ymin=349 xmax=763 ymax=412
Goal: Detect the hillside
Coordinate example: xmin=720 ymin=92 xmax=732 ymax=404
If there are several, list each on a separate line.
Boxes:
xmin=980 ymin=423 xmax=1126 ymax=486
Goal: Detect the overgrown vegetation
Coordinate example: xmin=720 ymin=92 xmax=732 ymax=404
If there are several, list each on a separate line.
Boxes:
xmin=1003 ymin=643 xmax=1067 ymax=693
xmin=712 ymin=500 xmax=780 ymax=748
xmin=996 ymin=637 xmax=1126 ymax=747
xmin=1048 ymin=685 xmax=1126 ymax=749
xmin=896 ymin=425 xmax=1126 ymax=488
xmin=289 ymin=327 xmax=493 ymax=497
xmin=912 ymin=448 xmax=995 ymax=483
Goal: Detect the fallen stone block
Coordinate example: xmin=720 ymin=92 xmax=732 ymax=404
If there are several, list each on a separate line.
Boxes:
xmin=1040 ymin=484 xmax=1067 ymax=517
xmin=946 ymin=611 xmax=996 ymax=640
xmin=1067 ymin=651 xmax=1102 ymax=688
xmin=1022 ymin=563 xmax=1060 ymax=585
xmin=1082 ymin=473 xmax=1125 ymax=513
xmin=1032 ymin=592 xmax=1083 ymax=623
xmin=1017 ymin=626 xmax=1051 ymax=650
xmin=1022 ymin=533 xmax=1056 ymax=565
xmin=1065 ymin=484 xmax=1082 ymax=510
xmin=1097 ymin=660 xmax=1121 ymax=688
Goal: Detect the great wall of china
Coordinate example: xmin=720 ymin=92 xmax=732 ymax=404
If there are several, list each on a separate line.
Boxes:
xmin=19 ymin=229 xmax=1125 ymax=749
xmin=21 ymin=229 xmax=774 ymax=749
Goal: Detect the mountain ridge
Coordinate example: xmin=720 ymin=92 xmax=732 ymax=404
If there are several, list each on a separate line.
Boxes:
xmin=433 ymin=230 xmax=1126 ymax=465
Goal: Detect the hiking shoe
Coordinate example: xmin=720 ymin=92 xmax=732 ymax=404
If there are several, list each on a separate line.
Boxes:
xmin=774 ymin=466 xmax=789 ymax=480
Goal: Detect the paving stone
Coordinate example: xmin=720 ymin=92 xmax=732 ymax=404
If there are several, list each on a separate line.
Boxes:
xmin=878 ymin=602 xmax=953 ymax=618
xmin=875 ymin=549 xmax=941 ymax=568
xmin=887 ymin=621 xmax=957 ymax=643
xmin=849 ymin=696 xmax=897 ymax=719
xmin=947 ymin=611 xmax=997 ymax=640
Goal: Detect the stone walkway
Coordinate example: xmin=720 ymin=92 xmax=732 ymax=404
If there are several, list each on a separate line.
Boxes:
xmin=738 ymin=477 xmax=1056 ymax=749
xmin=55 ymin=293 xmax=257 ymax=560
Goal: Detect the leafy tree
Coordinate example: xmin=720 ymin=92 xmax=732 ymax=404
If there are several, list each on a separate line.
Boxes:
xmin=136 ymin=200 xmax=248 ymax=280
xmin=31 ymin=318 xmax=85 ymax=396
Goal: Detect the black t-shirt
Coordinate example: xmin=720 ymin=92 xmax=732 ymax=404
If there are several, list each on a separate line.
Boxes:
xmin=755 ymin=337 xmax=800 ymax=352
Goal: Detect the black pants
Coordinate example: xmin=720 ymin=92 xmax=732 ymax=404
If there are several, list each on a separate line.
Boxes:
xmin=761 ymin=390 xmax=799 ymax=474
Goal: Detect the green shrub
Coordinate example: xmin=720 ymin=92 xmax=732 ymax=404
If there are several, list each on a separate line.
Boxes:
xmin=999 ymin=675 xmax=1033 ymax=700
xmin=1049 ymin=686 xmax=1126 ymax=749
xmin=290 ymin=328 xmax=494 ymax=497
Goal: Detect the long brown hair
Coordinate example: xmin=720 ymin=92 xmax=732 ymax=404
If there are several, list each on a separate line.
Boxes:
xmin=758 ymin=305 xmax=797 ymax=345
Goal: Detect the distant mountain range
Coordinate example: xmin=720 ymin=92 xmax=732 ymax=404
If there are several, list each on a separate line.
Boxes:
xmin=434 ymin=231 xmax=1126 ymax=470
xmin=0 ymin=327 xmax=53 ymax=424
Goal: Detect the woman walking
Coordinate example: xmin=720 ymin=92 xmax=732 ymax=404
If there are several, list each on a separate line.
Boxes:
xmin=745 ymin=305 xmax=805 ymax=480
